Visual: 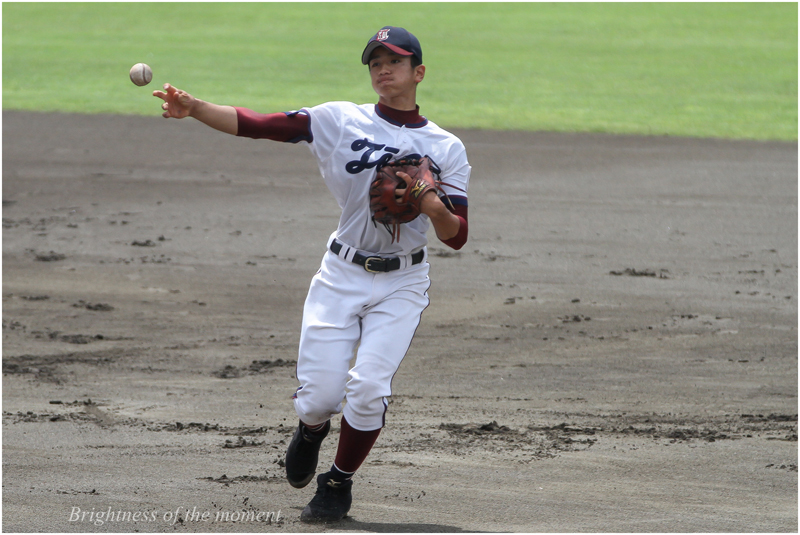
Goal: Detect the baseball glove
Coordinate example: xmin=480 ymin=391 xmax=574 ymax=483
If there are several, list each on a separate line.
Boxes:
xmin=369 ymin=156 xmax=451 ymax=242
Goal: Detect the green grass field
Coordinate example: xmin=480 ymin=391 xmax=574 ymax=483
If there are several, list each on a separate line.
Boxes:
xmin=3 ymin=2 xmax=797 ymax=140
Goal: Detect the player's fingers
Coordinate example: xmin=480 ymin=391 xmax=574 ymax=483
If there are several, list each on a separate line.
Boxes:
xmin=396 ymin=171 xmax=412 ymax=185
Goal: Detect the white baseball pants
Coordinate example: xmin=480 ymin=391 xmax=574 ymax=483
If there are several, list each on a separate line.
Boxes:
xmin=293 ymin=246 xmax=430 ymax=431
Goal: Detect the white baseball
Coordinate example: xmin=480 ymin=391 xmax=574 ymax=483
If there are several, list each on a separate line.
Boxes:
xmin=129 ymin=63 xmax=153 ymax=86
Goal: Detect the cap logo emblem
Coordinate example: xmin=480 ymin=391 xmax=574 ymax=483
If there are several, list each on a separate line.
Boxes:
xmin=377 ymin=29 xmax=390 ymax=41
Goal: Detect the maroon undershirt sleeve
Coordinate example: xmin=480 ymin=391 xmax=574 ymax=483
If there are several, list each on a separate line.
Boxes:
xmin=234 ymin=107 xmax=312 ymax=143
xmin=441 ymin=203 xmax=468 ymax=250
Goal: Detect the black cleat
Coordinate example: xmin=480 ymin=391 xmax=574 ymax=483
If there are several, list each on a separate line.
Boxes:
xmin=285 ymin=420 xmax=330 ymax=488
xmin=300 ymin=472 xmax=353 ymax=523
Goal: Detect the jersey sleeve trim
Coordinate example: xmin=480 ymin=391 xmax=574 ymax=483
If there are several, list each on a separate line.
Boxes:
xmin=303 ymin=104 xmax=348 ymax=167
xmin=443 ymin=194 xmax=468 ymax=207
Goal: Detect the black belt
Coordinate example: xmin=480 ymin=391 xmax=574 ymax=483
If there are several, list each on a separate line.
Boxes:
xmin=330 ymin=239 xmax=424 ymax=273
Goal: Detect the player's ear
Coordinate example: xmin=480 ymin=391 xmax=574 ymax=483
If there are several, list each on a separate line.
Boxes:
xmin=414 ymin=64 xmax=425 ymax=84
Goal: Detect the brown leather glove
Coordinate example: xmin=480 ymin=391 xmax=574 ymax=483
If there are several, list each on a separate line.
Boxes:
xmin=369 ymin=157 xmax=438 ymax=242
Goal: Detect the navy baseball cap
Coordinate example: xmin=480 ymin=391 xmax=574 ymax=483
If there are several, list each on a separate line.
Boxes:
xmin=361 ymin=26 xmax=422 ymax=65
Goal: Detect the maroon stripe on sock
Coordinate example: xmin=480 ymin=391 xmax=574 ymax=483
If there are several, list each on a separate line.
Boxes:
xmin=333 ymin=416 xmax=381 ymax=474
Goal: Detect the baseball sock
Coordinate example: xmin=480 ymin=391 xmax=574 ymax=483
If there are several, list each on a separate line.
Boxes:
xmin=329 ymin=463 xmax=355 ymax=482
xmin=328 ymin=416 xmax=381 ymax=482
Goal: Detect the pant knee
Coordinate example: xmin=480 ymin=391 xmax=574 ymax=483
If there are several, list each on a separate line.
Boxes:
xmin=293 ymin=386 xmax=344 ymax=425
xmin=343 ymin=379 xmax=390 ymax=429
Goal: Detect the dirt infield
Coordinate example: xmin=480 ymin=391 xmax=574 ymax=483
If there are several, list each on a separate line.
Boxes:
xmin=2 ymin=110 xmax=797 ymax=532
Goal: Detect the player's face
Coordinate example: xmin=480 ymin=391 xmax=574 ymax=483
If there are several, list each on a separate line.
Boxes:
xmin=368 ymin=48 xmax=425 ymax=102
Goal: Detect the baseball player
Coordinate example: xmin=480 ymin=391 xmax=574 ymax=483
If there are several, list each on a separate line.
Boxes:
xmin=153 ymin=25 xmax=470 ymax=522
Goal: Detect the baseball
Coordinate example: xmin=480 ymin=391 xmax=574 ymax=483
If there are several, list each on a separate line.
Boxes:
xmin=129 ymin=63 xmax=153 ymax=86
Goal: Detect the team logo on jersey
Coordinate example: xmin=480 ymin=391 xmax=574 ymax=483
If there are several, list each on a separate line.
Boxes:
xmin=346 ymin=138 xmax=401 ymax=174
xmin=345 ymin=138 xmax=433 ymax=179
xmin=376 ymin=29 xmax=390 ymax=41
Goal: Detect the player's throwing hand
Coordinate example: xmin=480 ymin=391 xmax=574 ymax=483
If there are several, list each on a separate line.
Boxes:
xmin=153 ymin=83 xmax=196 ymax=119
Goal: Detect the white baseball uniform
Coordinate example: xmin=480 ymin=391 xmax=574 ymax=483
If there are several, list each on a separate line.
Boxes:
xmin=240 ymin=101 xmax=470 ymax=431
xmin=290 ymin=101 xmax=470 ymax=431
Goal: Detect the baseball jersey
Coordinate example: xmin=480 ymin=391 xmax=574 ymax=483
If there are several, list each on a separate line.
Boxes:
xmin=237 ymin=102 xmax=471 ymax=256
xmin=304 ymin=102 xmax=470 ymax=256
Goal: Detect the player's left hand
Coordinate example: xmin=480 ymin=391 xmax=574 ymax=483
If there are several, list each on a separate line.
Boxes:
xmin=395 ymin=170 xmax=439 ymax=216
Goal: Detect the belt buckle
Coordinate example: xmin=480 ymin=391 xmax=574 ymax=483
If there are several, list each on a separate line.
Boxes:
xmin=363 ymin=256 xmax=385 ymax=273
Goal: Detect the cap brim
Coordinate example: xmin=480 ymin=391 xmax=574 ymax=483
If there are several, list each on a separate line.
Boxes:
xmin=361 ymin=42 xmax=413 ymax=64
